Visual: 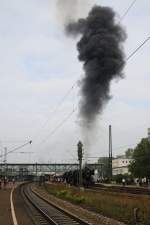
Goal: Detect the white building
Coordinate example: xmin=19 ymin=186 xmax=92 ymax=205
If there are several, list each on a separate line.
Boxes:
xmin=112 ymin=158 xmax=133 ymax=175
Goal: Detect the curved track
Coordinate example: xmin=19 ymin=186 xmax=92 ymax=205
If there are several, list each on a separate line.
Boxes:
xmin=20 ymin=183 xmax=90 ymax=225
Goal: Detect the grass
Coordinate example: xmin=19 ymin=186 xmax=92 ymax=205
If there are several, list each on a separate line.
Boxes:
xmin=56 ymin=190 xmax=86 ymax=203
xmin=42 ymin=183 xmax=150 ymax=225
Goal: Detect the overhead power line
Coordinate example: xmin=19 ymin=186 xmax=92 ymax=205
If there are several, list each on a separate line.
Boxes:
xmin=0 ymin=140 xmax=29 ymax=143
xmin=53 ymin=83 xmax=76 ymax=113
xmin=35 ymin=37 xmax=150 ymax=146
xmin=120 ymin=0 xmax=138 ymax=21
xmin=38 ymin=108 xmax=77 ymax=146
xmin=0 ymin=140 xmax=32 ymax=158
xmin=127 ymin=37 xmax=150 ymax=61
xmin=32 ymin=1 xmax=145 ymax=147
xmin=31 ymin=1 xmax=139 ymax=141
xmin=32 ymin=82 xmax=77 ymax=140
xmin=10 ymin=152 xmax=34 ymax=154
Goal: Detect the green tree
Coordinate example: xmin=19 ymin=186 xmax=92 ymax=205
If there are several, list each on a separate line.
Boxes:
xmin=125 ymin=148 xmax=134 ymax=158
xmin=129 ymin=138 xmax=150 ymax=178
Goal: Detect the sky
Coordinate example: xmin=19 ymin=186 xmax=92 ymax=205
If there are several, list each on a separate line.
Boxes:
xmin=0 ymin=0 xmax=150 ymax=164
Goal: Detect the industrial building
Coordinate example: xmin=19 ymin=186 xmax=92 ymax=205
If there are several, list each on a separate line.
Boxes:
xmin=112 ymin=157 xmax=133 ymax=175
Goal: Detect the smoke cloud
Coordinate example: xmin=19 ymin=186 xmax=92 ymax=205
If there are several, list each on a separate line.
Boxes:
xmin=66 ymin=6 xmax=126 ymax=128
xmin=56 ymin=0 xmax=89 ymax=24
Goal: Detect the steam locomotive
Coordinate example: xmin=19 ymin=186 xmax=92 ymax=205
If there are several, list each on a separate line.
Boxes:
xmin=62 ymin=166 xmax=95 ymax=187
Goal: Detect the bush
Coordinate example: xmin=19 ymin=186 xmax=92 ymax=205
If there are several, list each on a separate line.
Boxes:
xmin=56 ymin=190 xmax=68 ymax=197
xmin=113 ymin=174 xmax=124 ymax=184
xmin=113 ymin=174 xmax=134 ymax=185
xmin=72 ymin=195 xmax=86 ymax=204
xmin=56 ymin=190 xmax=86 ymax=204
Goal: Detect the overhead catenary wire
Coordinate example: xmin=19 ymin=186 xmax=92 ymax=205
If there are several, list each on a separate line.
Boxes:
xmin=0 ymin=1 xmax=144 ymax=162
xmin=34 ymin=38 xmax=150 ymax=150
xmin=10 ymin=152 xmax=34 ymax=154
xmin=0 ymin=140 xmax=32 ymax=158
xmin=120 ymin=0 xmax=138 ymax=22
xmin=38 ymin=107 xmax=77 ymax=146
xmin=126 ymin=37 xmax=150 ymax=61
xmin=35 ymin=37 xmax=150 ymax=146
xmin=31 ymin=1 xmax=150 ymax=162
xmin=0 ymin=140 xmax=29 ymax=143
xmin=31 ymin=1 xmax=138 ymax=142
xmin=32 ymin=0 xmax=144 ymax=148
xmin=32 ymin=82 xmax=77 ymax=140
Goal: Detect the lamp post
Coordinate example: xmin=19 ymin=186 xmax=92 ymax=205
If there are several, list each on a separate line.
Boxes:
xmin=77 ymin=141 xmax=83 ymax=188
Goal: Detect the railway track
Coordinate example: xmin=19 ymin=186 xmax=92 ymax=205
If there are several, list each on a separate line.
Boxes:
xmin=88 ymin=184 xmax=150 ymax=195
xmin=20 ymin=183 xmax=91 ymax=225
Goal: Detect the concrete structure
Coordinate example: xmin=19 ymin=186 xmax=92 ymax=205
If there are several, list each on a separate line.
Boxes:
xmin=148 ymin=128 xmax=150 ymax=141
xmin=112 ymin=158 xmax=133 ymax=175
xmin=0 ymin=163 xmax=102 ymax=178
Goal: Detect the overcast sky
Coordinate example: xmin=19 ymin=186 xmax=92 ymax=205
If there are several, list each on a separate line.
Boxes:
xmin=0 ymin=0 xmax=150 ymax=163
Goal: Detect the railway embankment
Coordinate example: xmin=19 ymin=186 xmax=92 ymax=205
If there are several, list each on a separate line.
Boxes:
xmin=32 ymin=182 xmax=127 ymax=225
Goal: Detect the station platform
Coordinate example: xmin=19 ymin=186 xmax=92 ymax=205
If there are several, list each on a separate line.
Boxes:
xmin=0 ymin=185 xmax=13 ymax=225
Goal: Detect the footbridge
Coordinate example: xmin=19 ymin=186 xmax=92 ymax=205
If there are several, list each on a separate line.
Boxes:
xmin=0 ymin=163 xmax=103 ymax=177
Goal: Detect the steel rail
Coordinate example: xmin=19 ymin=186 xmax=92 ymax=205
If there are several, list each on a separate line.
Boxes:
xmin=22 ymin=186 xmax=58 ymax=225
xmin=21 ymin=183 xmax=91 ymax=225
xmin=88 ymin=184 xmax=150 ymax=196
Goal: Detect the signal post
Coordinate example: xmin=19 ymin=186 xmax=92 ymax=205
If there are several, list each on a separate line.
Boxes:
xmin=77 ymin=141 xmax=83 ymax=188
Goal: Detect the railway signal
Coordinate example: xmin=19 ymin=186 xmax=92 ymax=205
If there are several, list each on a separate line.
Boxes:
xmin=77 ymin=141 xmax=83 ymax=188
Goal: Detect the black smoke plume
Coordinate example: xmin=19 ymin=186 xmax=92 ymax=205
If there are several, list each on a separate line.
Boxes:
xmin=56 ymin=0 xmax=88 ymax=25
xmin=66 ymin=6 xmax=126 ymax=127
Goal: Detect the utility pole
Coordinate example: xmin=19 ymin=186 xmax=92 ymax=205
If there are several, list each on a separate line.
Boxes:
xmin=108 ymin=125 xmax=112 ymax=181
xmin=77 ymin=141 xmax=83 ymax=188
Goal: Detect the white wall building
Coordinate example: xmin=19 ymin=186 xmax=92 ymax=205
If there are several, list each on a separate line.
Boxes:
xmin=112 ymin=158 xmax=133 ymax=175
